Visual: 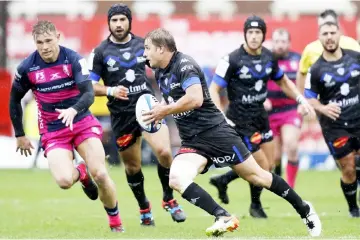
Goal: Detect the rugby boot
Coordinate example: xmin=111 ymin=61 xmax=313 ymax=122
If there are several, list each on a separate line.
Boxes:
xmin=249 ymin=203 xmax=268 ymax=219
xmin=162 ymin=199 xmax=186 ymax=222
xmin=205 ymin=215 xmax=239 ymax=237
xmin=302 ymin=201 xmax=322 ymax=237
xmin=76 ymin=162 xmax=98 ymax=200
xmin=140 ymin=203 xmax=155 ymax=226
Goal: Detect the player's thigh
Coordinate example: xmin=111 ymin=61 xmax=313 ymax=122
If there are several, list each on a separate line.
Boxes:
xmin=252 ymin=148 xmax=270 ymax=171
xmin=47 ymin=148 xmax=74 ymax=183
xmin=142 ymin=124 xmax=172 ymax=165
xmin=280 ymin=124 xmax=301 ymax=159
xmin=260 ymin=140 xmax=275 ymax=169
xmin=76 ymin=137 xmax=106 ymax=173
xmin=119 ymin=136 xmax=143 ymax=172
xmin=232 ymin=154 xmax=272 ymax=187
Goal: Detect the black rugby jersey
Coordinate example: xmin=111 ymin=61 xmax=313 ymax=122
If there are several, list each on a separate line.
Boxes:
xmin=305 ymin=49 xmax=360 ymax=128
xmin=213 ymin=45 xmax=284 ymax=124
xmin=89 ymin=34 xmax=153 ymax=115
xmin=155 ymin=52 xmax=224 ymax=140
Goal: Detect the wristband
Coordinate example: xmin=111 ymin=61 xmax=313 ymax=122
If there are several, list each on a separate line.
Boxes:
xmin=296 ymin=95 xmax=306 ymax=104
xmin=107 ymin=87 xmax=114 ymax=96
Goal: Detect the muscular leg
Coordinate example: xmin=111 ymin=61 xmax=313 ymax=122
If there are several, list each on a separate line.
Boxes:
xmin=143 ymin=125 xmax=174 ymax=201
xmin=272 ymin=137 xmax=282 ymax=176
xmin=169 ymin=153 xmax=239 ymax=236
xmin=47 ymin=148 xmax=79 ymax=189
xmin=248 ymin=146 xmax=272 ymax=218
xmin=119 ymin=137 xmax=150 ymax=210
xmin=143 ymin=125 xmax=186 ymax=222
xmin=336 ymin=152 xmax=359 ymax=217
xmin=281 ymin=124 xmax=301 ymax=189
xmin=76 ymin=137 xmax=123 ymax=230
xmin=232 ymin=155 xmax=321 ymax=236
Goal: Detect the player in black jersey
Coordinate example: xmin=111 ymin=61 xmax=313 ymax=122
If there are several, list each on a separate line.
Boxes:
xmin=88 ymin=4 xmax=186 ymax=225
xmin=208 ymin=16 xmax=315 ymax=218
xmin=142 ymin=27 xmax=321 ymax=237
xmin=305 ymin=21 xmax=360 ymax=217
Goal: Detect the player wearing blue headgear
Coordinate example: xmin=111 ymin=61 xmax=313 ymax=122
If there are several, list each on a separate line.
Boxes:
xmin=88 ymin=4 xmax=186 ymax=226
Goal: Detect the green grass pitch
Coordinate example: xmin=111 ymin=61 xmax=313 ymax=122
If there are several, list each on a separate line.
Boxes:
xmin=0 ymin=167 xmax=360 ymax=239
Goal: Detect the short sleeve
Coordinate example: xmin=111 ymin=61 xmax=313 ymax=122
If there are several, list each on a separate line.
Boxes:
xmin=71 ymin=52 xmax=90 ymax=84
xmin=212 ymin=55 xmax=234 ymax=88
xmin=88 ymin=48 xmax=103 ymax=82
xmin=178 ymin=59 xmax=201 ymax=91
xmin=304 ymin=67 xmax=319 ymax=99
xmin=270 ymin=53 xmax=284 ymax=81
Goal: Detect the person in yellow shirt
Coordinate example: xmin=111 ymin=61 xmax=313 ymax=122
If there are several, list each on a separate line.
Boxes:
xmin=297 ymin=9 xmax=360 ymax=93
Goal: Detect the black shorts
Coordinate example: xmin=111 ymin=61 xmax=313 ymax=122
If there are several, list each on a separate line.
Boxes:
xmin=322 ymin=127 xmax=360 ymax=159
xmin=111 ymin=113 xmax=142 ymax=151
xmin=234 ymin=116 xmax=273 ymax=153
xmin=175 ymin=121 xmax=251 ymax=174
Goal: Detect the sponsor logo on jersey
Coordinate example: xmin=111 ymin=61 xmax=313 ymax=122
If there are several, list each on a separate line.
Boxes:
xmin=333 ymin=136 xmax=349 ymax=148
xmin=211 ymin=153 xmax=236 ymax=164
xmin=116 ymin=134 xmax=134 ymax=147
xmin=250 ymin=132 xmax=262 ymax=144
xmin=329 ymin=95 xmax=359 ymax=108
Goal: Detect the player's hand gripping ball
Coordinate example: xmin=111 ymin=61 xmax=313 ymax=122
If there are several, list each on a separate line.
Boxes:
xmin=136 ymin=94 xmax=162 ymax=133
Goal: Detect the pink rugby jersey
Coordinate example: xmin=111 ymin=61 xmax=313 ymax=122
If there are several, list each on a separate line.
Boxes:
xmin=13 ymin=46 xmax=91 ymax=134
xmin=267 ymin=51 xmax=301 ymax=115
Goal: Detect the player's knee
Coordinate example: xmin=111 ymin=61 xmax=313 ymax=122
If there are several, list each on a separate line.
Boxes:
xmin=92 ymin=169 xmax=109 ymax=185
xmin=123 ymin=160 xmax=141 ymax=175
xmin=284 ymin=143 xmax=298 ymax=161
xmin=169 ymin=170 xmax=191 ymax=193
xmin=244 ymin=169 xmax=272 ymax=187
xmin=156 ymin=147 xmax=172 ymax=168
xmin=56 ymin=177 xmax=73 ymax=189
xmin=341 ymin=166 xmax=356 ymax=182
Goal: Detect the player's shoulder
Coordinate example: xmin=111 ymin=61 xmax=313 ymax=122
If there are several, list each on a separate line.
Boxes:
xmin=17 ymin=51 xmax=38 ymax=73
xmin=261 ymin=46 xmax=273 ymax=56
xmin=175 ymin=52 xmax=200 ymax=73
xmin=131 ymin=34 xmax=145 ymax=43
xmin=343 ymin=48 xmax=360 ymax=59
xmin=93 ymin=39 xmax=111 ymax=54
xmin=61 ymin=45 xmax=83 ymax=61
xmin=288 ymin=51 xmax=301 ymax=60
xmin=309 ymin=56 xmax=325 ymax=73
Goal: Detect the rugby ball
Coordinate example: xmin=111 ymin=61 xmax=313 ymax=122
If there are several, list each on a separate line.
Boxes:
xmin=136 ymin=93 xmax=162 ymax=133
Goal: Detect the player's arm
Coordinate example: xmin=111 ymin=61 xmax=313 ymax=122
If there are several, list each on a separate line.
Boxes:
xmin=164 ymin=83 xmax=203 ymax=115
xmin=272 ymin=56 xmax=315 ymax=117
xmin=209 ymin=55 xmax=233 ymax=112
xmin=304 ymin=69 xmax=341 ymax=120
xmin=71 ymin=57 xmax=95 ymax=113
xmin=142 ymin=76 xmax=203 ymax=125
xmin=9 ymin=66 xmax=34 ymax=156
xmin=88 ymin=49 xmax=128 ymax=100
xmin=9 ymin=69 xmax=30 ymax=138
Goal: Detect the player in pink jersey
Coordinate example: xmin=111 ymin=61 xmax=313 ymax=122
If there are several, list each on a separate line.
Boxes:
xmin=264 ymin=29 xmax=302 ymax=188
xmin=9 ymin=20 xmax=123 ymax=232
